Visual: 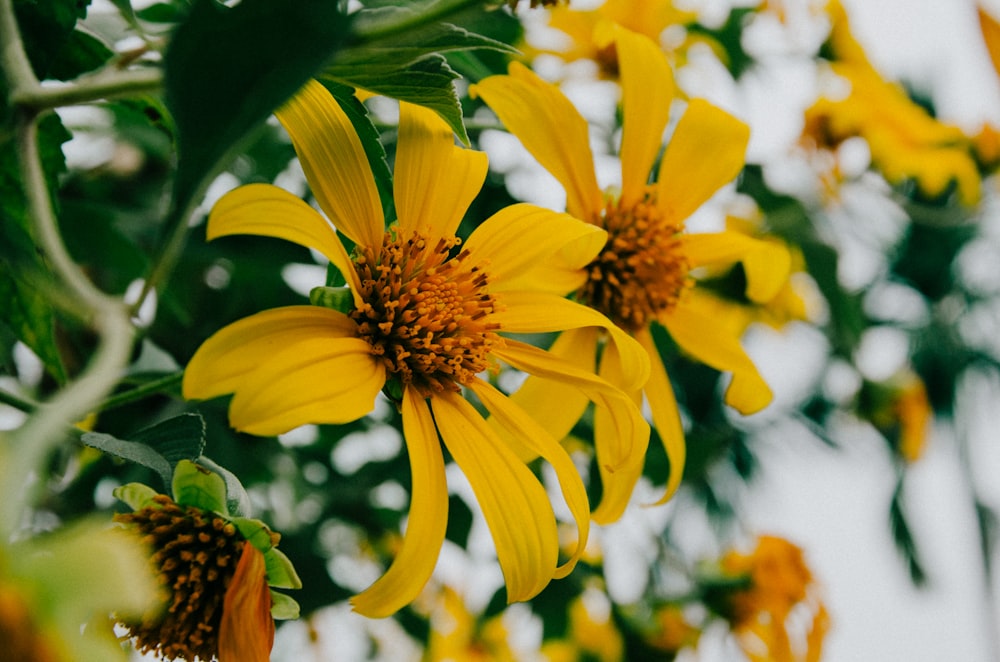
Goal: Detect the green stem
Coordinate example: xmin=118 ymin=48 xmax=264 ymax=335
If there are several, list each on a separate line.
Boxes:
xmin=0 ymin=0 xmax=136 ymax=537
xmin=0 ymin=388 xmax=37 ymax=413
xmin=12 ymin=67 xmax=163 ymax=110
xmin=351 ymin=0 xmax=486 ymax=41
xmin=98 ymin=371 xmax=184 ymax=412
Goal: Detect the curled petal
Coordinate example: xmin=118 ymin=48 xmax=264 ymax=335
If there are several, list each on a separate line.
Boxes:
xmin=470 ymin=379 xmax=590 ymax=579
xmin=395 ymin=102 xmax=488 ymax=239
xmin=489 ymin=291 xmax=649 ymax=392
xmin=471 ymin=63 xmax=603 ymax=221
xmin=681 ymin=231 xmax=791 ymax=303
xmin=494 ymin=339 xmax=650 ymax=524
xmin=615 ymin=25 xmax=675 ymax=210
xmin=352 ymin=388 xmax=449 ymax=617
xmin=208 ymin=183 xmax=360 ymax=297
xmin=656 ymin=99 xmax=749 ymax=226
xmin=663 ymin=293 xmax=772 ymax=415
xmin=464 ymin=204 xmax=606 ymax=295
xmin=636 ymin=327 xmax=685 ymax=505
xmin=219 ymin=544 xmax=274 ymax=662
xmin=276 ymin=79 xmax=384 ymax=250
xmin=433 ymin=390 xmax=559 ymax=603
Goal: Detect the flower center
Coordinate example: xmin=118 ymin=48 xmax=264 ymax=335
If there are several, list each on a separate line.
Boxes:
xmin=350 ymin=230 xmax=502 ymax=398
xmin=578 ymin=188 xmax=691 ymax=331
xmin=115 ymin=495 xmax=251 ymax=661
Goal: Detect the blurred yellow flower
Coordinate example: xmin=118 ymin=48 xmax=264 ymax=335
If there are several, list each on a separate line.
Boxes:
xmin=645 ymin=605 xmax=701 ymax=654
xmin=473 ymin=26 xmax=785 ymax=509
xmin=540 ymin=590 xmax=624 ymax=662
xmin=422 ymin=587 xmax=516 ymax=662
xmin=802 ymin=0 xmax=981 ymax=205
xmin=184 ymin=80 xmax=651 ymax=616
xmin=720 ymin=536 xmax=829 ymax=662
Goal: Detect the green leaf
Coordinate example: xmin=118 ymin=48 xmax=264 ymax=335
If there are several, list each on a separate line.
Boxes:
xmin=264 ymin=547 xmax=303 ymax=589
xmin=13 ymin=0 xmax=90 ymax=80
xmin=172 ymin=459 xmax=228 ymax=513
xmin=269 ymin=590 xmax=301 ymax=620
xmin=46 ymin=29 xmax=114 ymax=81
xmin=196 ymin=455 xmax=253 ymax=517
xmin=80 ymin=431 xmax=173 ymax=487
xmin=325 ymin=11 xmax=517 ymax=144
xmin=0 ymin=114 xmax=71 ymax=383
xmin=136 ymin=3 xmax=187 ymax=24
xmin=131 ymin=413 xmax=206 ymax=465
xmin=232 ymin=516 xmax=277 ymax=553
xmin=162 ymin=0 xmax=350 ymax=242
xmin=112 ymin=482 xmax=161 ymax=511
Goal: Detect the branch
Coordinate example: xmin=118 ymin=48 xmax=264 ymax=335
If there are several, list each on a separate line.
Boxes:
xmin=12 ymin=67 xmax=163 ymax=110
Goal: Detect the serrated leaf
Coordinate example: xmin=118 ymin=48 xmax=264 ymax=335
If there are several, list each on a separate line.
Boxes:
xmin=269 ymin=590 xmax=300 ymax=620
xmin=162 ymin=0 xmax=350 ymax=246
xmin=232 ymin=516 xmax=276 ymax=553
xmin=172 ymin=459 xmax=228 ymax=513
xmin=81 ymin=431 xmax=173 ymax=487
xmin=264 ymin=547 xmax=303 ymax=589
xmin=112 ymin=482 xmax=161 ymax=511
xmin=325 ymin=12 xmax=517 ymax=144
xmin=131 ymin=413 xmax=206 ymax=465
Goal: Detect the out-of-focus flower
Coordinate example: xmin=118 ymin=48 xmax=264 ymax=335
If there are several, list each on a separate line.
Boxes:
xmin=113 ymin=460 xmax=300 ymax=662
xmin=540 ymin=589 xmax=623 ymax=662
xmin=523 ymin=0 xmax=698 ymax=78
xmin=0 ymin=518 xmax=157 ymax=662
xmin=719 ymin=536 xmax=829 ymax=662
xmin=861 ymin=370 xmax=932 ymax=463
xmin=644 ymin=605 xmax=701 ymax=654
xmin=422 ymin=586 xmax=516 ymax=662
xmin=473 ymin=26 xmax=786 ymax=508
xmin=802 ymin=0 xmax=981 ymax=205
xmin=184 ymin=80 xmax=651 ymax=616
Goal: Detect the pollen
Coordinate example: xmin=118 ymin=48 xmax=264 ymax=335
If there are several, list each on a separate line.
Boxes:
xmin=578 ymin=187 xmax=691 ymax=331
xmin=351 ymin=230 xmax=503 ymax=399
xmin=114 ymin=495 xmax=245 ymax=662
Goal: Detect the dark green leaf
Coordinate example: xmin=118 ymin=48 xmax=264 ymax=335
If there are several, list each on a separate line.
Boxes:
xmin=45 ymin=29 xmax=114 ymax=81
xmin=325 ymin=12 xmax=517 ymax=143
xmin=80 ymin=431 xmax=173 ymax=487
xmin=889 ymin=477 xmax=927 ymax=586
xmin=136 ymin=3 xmax=188 ymax=24
xmin=163 ymin=0 xmax=350 ymax=241
xmin=13 ymin=0 xmax=90 ymax=80
xmin=131 ymin=412 xmax=207 ymax=465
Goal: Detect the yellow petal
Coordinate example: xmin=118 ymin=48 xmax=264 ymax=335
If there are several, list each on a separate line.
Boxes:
xmin=681 ymin=231 xmax=791 ymax=303
xmin=615 ymin=26 xmax=675 ymax=209
xmin=219 ymin=544 xmax=274 ymax=662
xmin=395 ymin=102 xmax=488 ymax=239
xmin=501 ymin=328 xmax=596 ymax=460
xmin=183 ymin=306 xmax=360 ymax=401
xmin=663 ymin=293 xmax=772 ymax=414
xmin=352 ymin=388 xmax=449 ymax=617
xmin=489 ymin=291 xmax=649 ymax=392
xmin=469 ymin=379 xmax=590 ymax=579
xmin=494 ymin=339 xmax=650 ymax=524
xmin=471 ymin=63 xmax=604 ymax=222
xmin=656 ymin=99 xmax=749 ymax=225
xmin=208 ymin=183 xmax=361 ymax=297
xmin=433 ymin=390 xmax=558 ymax=603
xmin=276 ymin=79 xmax=384 ymax=250
xmin=591 ymin=338 xmax=647 ymax=523
xmin=980 ymin=6 xmax=1000 ymax=80
xmin=227 ymin=335 xmax=384 ymax=435
xmin=464 ymin=203 xmax=606 ymax=294
xmin=636 ymin=327 xmax=685 ymax=505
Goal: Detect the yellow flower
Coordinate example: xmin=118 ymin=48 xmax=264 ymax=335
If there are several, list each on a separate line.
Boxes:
xmin=524 ymin=0 xmax=697 ymax=78
xmin=720 ymin=536 xmax=828 ymax=662
xmin=472 ymin=27 xmax=784 ymax=508
xmin=115 ymin=493 xmax=279 ymax=661
xmin=864 ymin=370 xmax=932 ymax=463
xmin=539 ymin=590 xmax=623 ymax=662
xmin=422 ymin=586 xmax=515 ymax=662
xmin=803 ymin=0 xmax=981 ymax=205
xmin=646 ymin=605 xmax=700 ymax=654
xmin=183 ymin=80 xmax=651 ymax=616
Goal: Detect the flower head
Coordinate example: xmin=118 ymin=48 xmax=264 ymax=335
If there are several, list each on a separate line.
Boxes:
xmin=113 ymin=461 xmax=299 ymax=661
xmin=472 ymin=26 xmax=785 ymax=507
xmin=719 ymin=536 xmax=828 ymax=662
xmin=184 ymin=80 xmax=651 ymax=616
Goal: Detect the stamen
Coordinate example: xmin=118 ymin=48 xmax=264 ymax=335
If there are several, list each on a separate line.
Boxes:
xmin=351 ymin=230 xmax=504 ymax=399
xmin=579 ymin=187 xmax=692 ymax=331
